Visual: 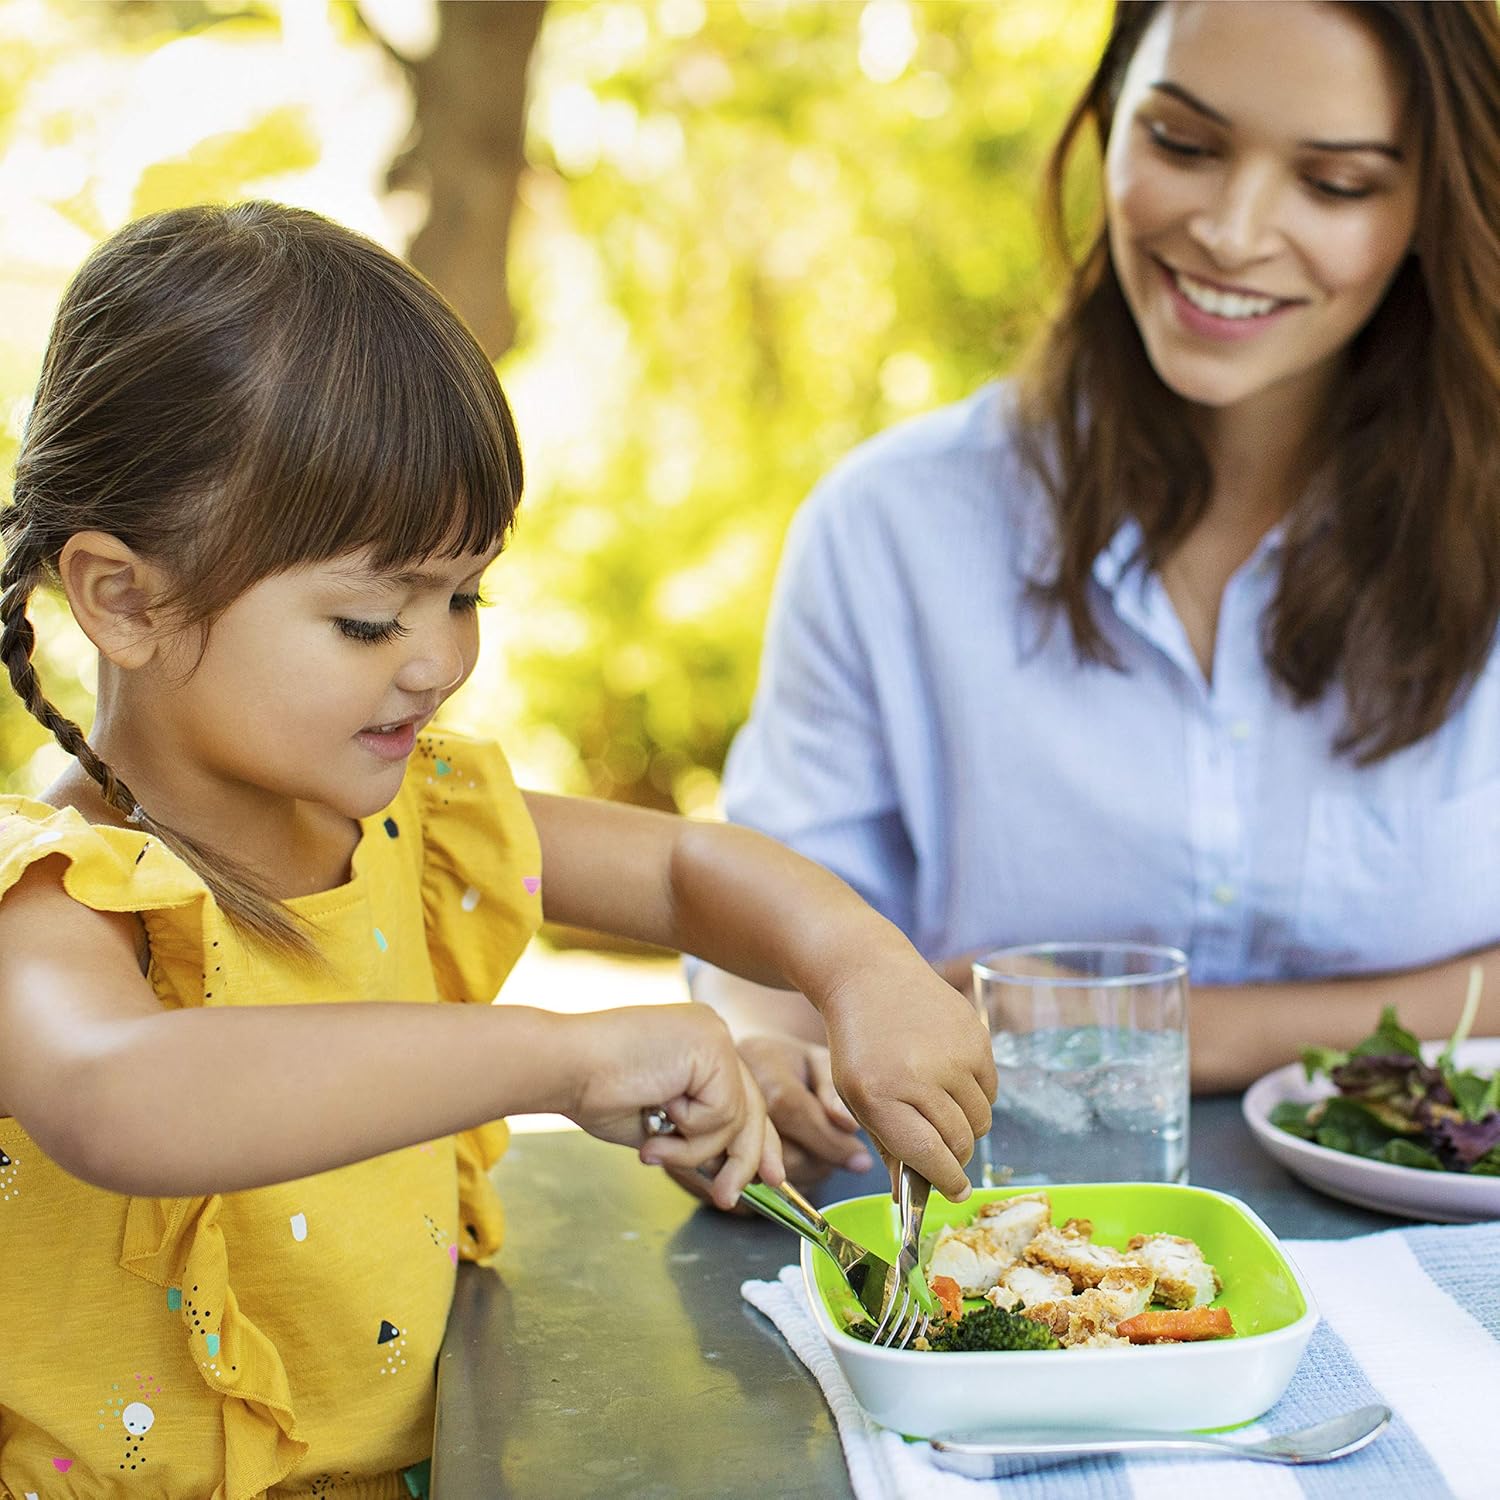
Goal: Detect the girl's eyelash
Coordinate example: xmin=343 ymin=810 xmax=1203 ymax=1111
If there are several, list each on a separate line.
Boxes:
xmin=336 ymin=617 xmax=409 ymax=644
xmin=335 ymin=593 xmax=488 ymax=643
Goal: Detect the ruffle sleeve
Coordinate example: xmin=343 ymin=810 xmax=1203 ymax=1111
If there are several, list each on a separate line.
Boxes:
xmin=410 ymin=732 xmax=544 ymax=1259
xmin=0 ymin=796 xmax=206 ymax=915
xmin=0 ymin=796 xmax=241 ymax=1009
xmin=0 ymin=800 xmax=307 ymax=1498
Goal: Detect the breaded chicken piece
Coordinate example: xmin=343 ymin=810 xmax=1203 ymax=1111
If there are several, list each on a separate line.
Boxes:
xmin=1092 ymin=1264 xmax=1156 ymax=1319
xmin=973 ymin=1193 xmax=1053 ymax=1235
xmin=1070 ymin=1328 xmax=1131 ymax=1349
xmin=1022 ymin=1265 xmax=1156 ymax=1348
xmin=928 ymin=1192 xmax=1051 ymax=1295
xmin=1022 ymin=1220 xmax=1130 ymax=1291
xmin=1125 ymin=1233 xmax=1222 ymax=1309
xmin=984 ymin=1262 xmax=1074 ymax=1311
xmin=1022 ymin=1298 xmax=1071 ymax=1340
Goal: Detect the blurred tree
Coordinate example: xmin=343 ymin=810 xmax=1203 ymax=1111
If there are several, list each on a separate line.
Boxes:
xmin=473 ymin=0 xmax=1107 ymax=814
xmin=0 ymin=0 xmax=1106 ymax=812
xmin=372 ymin=0 xmax=546 ymax=358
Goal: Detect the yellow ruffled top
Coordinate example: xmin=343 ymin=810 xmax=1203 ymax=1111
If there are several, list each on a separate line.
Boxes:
xmin=0 ymin=730 xmax=541 ymax=1500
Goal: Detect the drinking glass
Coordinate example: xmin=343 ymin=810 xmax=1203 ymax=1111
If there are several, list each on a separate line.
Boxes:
xmin=970 ymin=942 xmax=1190 ymax=1187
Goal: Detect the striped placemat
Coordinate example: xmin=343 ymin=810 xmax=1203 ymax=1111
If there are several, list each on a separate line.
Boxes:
xmin=741 ymin=1222 xmax=1500 ymax=1500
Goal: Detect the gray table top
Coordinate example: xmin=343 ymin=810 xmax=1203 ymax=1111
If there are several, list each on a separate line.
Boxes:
xmin=433 ymin=1094 xmax=1406 ymax=1500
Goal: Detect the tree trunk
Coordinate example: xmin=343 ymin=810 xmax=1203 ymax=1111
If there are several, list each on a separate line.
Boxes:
xmin=383 ymin=1 xmax=546 ymax=359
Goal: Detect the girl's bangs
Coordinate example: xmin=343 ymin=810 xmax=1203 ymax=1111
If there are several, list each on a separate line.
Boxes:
xmin=221 ymin=257 xmax=523 ymax=582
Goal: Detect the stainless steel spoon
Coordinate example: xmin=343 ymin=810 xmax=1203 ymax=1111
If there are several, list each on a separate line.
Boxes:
xmin=928 ymin=1403 xmax=1390 ymax=1477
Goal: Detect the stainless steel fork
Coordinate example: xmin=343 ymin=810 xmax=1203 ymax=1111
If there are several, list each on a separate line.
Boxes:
xmin=641 ymin=1107 xmax=911 ymax=1337
xmin=868 ymin=1163 xmax=932 ymax=1349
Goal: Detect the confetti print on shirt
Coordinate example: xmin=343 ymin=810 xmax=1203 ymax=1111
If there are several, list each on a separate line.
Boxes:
xmin=383 ymin=817 xmax=399 ymax=838
xmin=377 ymin=1319 xmax=409 ymax=1377
xmin=97 ymin=1375 xmax=148 ymax=1460
xmin=522 ymin=876 xmax=540 ymax=896
xmin=460 ymin=885 xmax=481 ymax=913
xmin=117 ymin=1378 xmax=159 ymax=1476
xmin=424 ymin=1214 xmax=459 ymax=1266
xmin=0 ymin=1146 xmax=19 ymax=1202
xmin=374 ymin=927 xmax=389 ymax=952
xmin=181 ymin=1286 xmax=226 ymax=1374
xmin=290 ymin=1211 xmax=308 ymax=1242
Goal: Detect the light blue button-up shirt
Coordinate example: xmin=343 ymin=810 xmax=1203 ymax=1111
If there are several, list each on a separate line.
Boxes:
xmin=720 ymin=383 xmax=1500 ymax=985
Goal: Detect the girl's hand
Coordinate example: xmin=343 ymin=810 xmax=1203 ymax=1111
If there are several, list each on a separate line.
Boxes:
xmin=820 ymin=960 xmax=997 ymax=1202
xmin=562 ymin=1003 xmax=784 ymax=1209
xmin=931 ymin=949 xmax=985 ymax=997
xmin=663 ymin=1034 xmax=873 ymax=1209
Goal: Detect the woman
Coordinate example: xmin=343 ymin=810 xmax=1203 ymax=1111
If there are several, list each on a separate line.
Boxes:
xmin=691 ymin=0 xmax=1500 ymax=1186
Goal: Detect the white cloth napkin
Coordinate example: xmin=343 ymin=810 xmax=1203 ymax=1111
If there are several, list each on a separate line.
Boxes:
xmin=741 ymin=1222 xmax=1500 ymax=1500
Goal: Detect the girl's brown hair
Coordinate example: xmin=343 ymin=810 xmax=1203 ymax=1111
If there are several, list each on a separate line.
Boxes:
xmin=1017 ymin=0 xmax=1500 ymax=763
xmin=1 ymin=201 xmax=524 ymax=951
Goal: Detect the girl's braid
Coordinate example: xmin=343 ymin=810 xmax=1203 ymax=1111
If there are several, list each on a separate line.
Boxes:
xmin=0 ymin=536 xmax=141 ymax=821
xmin=0 ymin=533 xmax=315 ymax=957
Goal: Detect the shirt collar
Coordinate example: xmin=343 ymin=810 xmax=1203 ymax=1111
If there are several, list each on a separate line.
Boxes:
xmin=1090 ymin=515 xmax=1289 ymax=599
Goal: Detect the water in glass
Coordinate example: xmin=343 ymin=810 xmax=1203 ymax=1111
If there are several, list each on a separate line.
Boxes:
xmin=975 ymin=1023 xmax=1188 ymax=1186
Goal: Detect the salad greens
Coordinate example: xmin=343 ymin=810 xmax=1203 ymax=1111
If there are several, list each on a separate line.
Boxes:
xmin=1271 ymin=968 xmax=1500 ymax=1176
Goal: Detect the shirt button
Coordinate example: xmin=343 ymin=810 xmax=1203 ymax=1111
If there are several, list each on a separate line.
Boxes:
xmin=1229 ymin=720 xmax=1251 ymax=742
xmin=1212 ymin=883 xmax=1237 ymax=907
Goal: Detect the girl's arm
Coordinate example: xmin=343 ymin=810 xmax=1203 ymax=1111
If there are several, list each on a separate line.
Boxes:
xmin=0 ymin=857 xmax=778 ymax=1206
xmin=524 ymin=791 xmax=997 ymax=1200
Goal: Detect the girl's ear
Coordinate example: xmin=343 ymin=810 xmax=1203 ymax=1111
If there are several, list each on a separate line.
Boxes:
xmin=57 ymin=531 xmax=177 ymax=670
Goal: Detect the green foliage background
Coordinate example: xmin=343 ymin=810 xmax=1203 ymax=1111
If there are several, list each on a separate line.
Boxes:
xmin=0 ymin=0 xmax=1106 ymax=809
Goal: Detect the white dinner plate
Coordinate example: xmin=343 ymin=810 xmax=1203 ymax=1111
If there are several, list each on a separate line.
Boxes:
xmin=1242 ymin=1038 xmax=1500 ymax=1223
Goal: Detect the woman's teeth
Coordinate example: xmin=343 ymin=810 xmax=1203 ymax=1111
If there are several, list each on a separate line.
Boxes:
xmin=1172 ymin=268 xmax=1281 ymax=320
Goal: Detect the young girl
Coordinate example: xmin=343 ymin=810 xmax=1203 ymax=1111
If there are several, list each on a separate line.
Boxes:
xmin=0 ymin=203 xmax=996 ymax=1500
xmin=693 ymin=0 xmax=1500 ymax=1177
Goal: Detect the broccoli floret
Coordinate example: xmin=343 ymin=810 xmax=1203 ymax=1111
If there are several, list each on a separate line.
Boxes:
xmin=923 ymin=1304 xmax=1061 ymax=1352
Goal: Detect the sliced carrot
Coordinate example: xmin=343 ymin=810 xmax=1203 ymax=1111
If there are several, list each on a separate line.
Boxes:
xmin=929 ymin=1275 xmax=964 ymax=1321
xmin=1116 ymin=1306 xmax=1235 ymax=1343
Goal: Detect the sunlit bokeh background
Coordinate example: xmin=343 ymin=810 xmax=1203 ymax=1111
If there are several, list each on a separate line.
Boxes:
xmin=0 ymin=0 xmax=1106 ymax=1046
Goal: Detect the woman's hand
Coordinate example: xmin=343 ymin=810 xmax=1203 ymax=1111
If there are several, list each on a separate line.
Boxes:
xmin=738 ymin=1033 xmax=874 ymax=1179
xmin=562 ymin=1003 xmax=784 ymax=1209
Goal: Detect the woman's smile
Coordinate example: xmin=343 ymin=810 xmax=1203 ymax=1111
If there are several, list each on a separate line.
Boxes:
xmin=1156 ymin=258 xmax=1302 ymax=342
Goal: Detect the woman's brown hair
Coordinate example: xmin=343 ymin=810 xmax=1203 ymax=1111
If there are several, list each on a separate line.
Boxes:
xmin=1016 ymin=0 xmax=1500 ymax=763
xmin=0 ymin=201 xmax=524 ymax=952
